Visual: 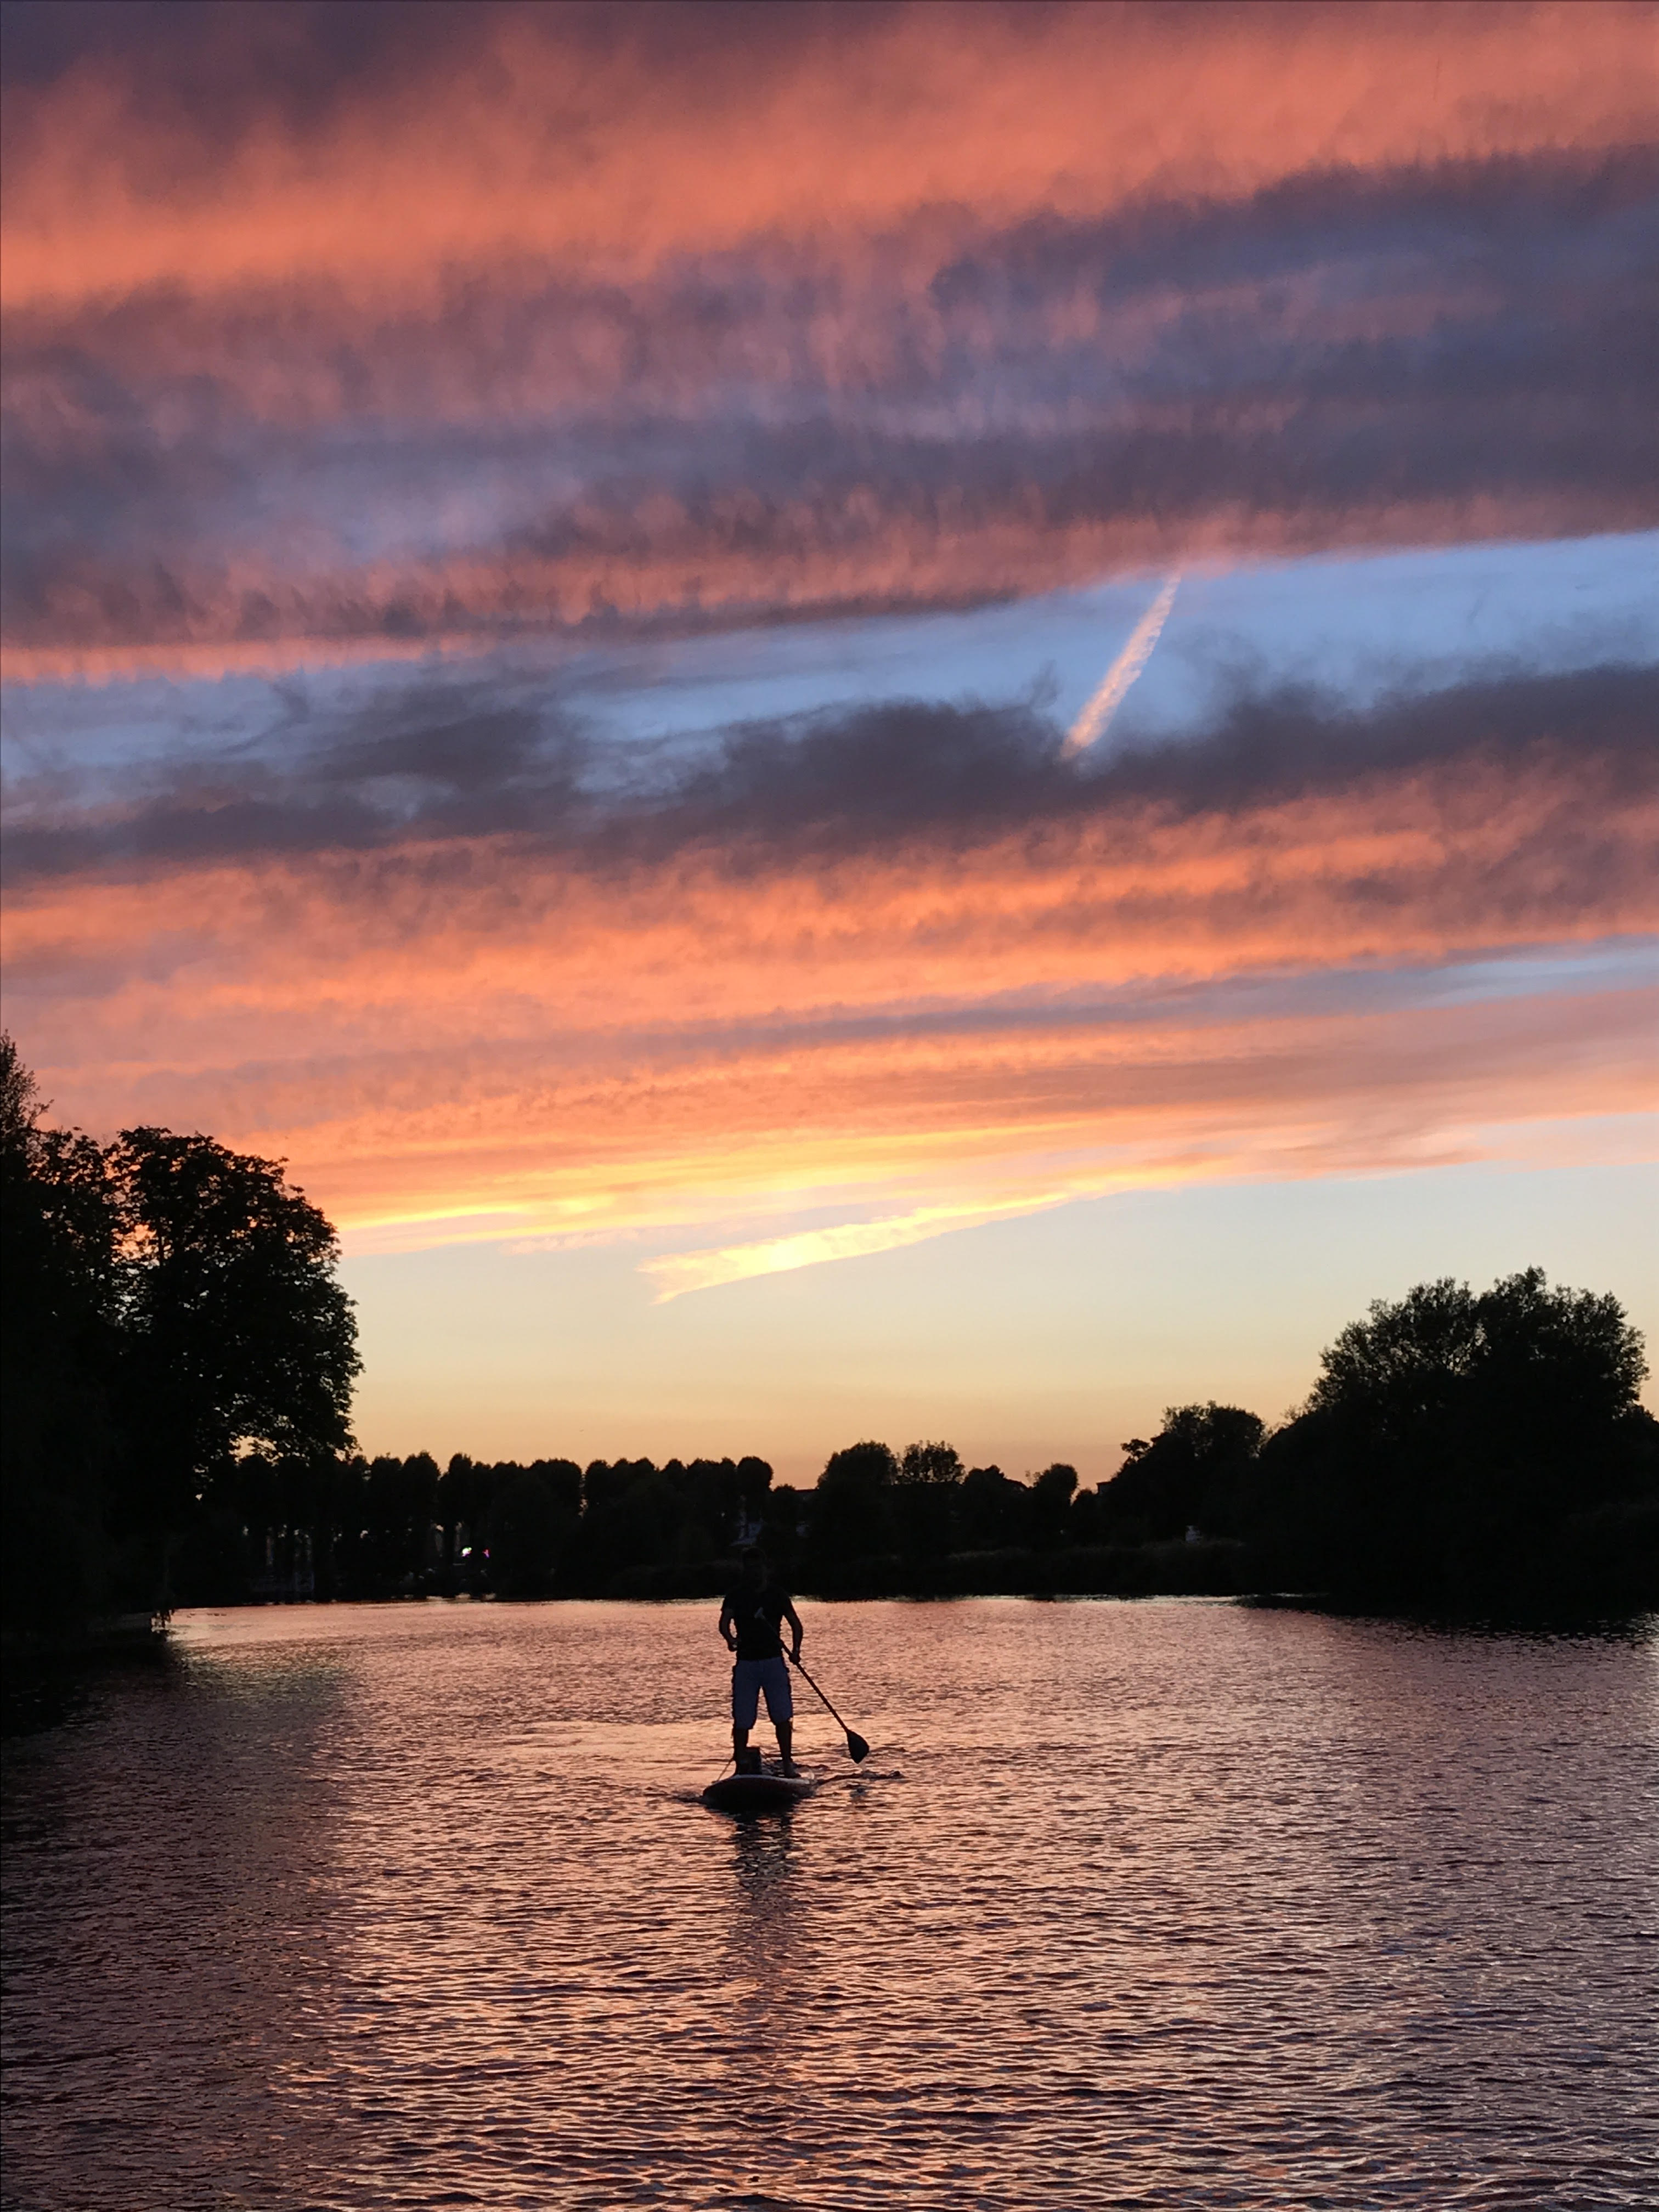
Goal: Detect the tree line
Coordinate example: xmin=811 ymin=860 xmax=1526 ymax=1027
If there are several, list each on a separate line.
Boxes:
xmin=800 ymin=1267 xmax=1656 ymax=1610
xmin=4 ymin=1035 xmax=1654 ymax=1628
xmin=181 ymin=1447 xmax=787 ymax=1605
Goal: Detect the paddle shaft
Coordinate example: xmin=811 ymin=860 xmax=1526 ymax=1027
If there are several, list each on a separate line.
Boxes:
xmin=789 ymin=1651 xmax=870 ymax=1761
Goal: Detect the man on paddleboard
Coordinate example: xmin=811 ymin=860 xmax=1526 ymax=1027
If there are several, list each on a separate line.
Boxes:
xmin=719 ymin=1551 xmax=804 ymax=1775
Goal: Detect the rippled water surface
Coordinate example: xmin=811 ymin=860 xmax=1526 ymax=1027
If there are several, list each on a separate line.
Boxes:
xmin=4 ymin=1599 xmax=1656 ymax=2210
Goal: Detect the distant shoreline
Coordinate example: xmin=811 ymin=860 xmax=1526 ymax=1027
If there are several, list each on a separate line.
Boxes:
xmin=11 ymin=1531 xmax=1657 ymax=1649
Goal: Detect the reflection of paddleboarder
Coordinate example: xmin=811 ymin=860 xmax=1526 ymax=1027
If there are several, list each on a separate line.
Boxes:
xmin=719 ymin=1551 xmax=803 ymax=1775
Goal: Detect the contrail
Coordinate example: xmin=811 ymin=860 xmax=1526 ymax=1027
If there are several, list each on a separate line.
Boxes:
xmin=1063 ymin=571 xmax=1181 ymax=755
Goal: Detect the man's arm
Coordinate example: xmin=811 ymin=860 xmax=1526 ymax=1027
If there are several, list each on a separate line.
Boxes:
xmin=719 ymin=1597 xmax=738 ymax=1651
xmin=781 ymin=1597 xmax=803 ymax=1659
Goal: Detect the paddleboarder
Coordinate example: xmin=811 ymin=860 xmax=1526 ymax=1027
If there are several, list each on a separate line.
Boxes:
xmin=719 ymin=1551 xmax=804 ymax=1775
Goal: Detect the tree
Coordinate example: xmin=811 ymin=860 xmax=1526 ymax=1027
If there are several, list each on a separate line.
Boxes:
xmin=1252 ymin=1270 xmax=1652 ymax=1603
xmin=356 ymin=1452 xmax=439 ymax=1591
xmin=110 ymin=1129 xmax=360 ymax=1571
xmin=437 ymin=1452 xmax=488 ymax=1583
xmin=489 ymin=1460 xmax=579 ymax=1596
xmin=898 ymin=1440 xmax=963 ymax=1486
xmin=1306 ymin=1278 xmax=1481 ymax=1438
xmin=760 ymin=1481 xmax=808 ymax=1571
xmin=810 ymin=1440 xmax=897 ymax=1568
xmin=1097 ymin=1406 xmax=1264 ymax=1542
xmin=1 ymin=1036 xmax=125 ymax=1624
xmin=1029 ymin=1462 xmax=1079 ymax=1548
xmin=890 ymin=1438 xmax=963 ymax=1563
xmin=957 ymin=1464 xmax=1030 ymax=1550
xmin=3 ymin=1036 xmax=363 ymax=1625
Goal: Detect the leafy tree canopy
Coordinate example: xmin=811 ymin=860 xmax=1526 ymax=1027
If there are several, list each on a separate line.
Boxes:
xmin=2 ymin=1035 xmax=360 ymax=1622
xmin=114 ymin=1127 xmax=360 ymax=1511
xmin=821 ymin=1440 xmax=899 ymax=1489
xmin=1098 ymin=1403 xmax=1265 ymax=1541
xmin=898 ymin=1439 xmax=963 ymax=1486
xmin=1307 ymin=1269 xmax=1646 ymax=1438
xmin=1257 ymin=1269 xmax=1654 ymax=1603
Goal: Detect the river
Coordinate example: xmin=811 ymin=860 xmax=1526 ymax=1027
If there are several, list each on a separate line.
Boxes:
xmin=3 ymin=1598 xmax=1655 ymax=2209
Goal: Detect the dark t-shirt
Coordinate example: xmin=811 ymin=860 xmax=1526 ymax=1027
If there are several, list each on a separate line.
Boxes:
xmin=723 ymin=1585 xmax=794 ymax=1662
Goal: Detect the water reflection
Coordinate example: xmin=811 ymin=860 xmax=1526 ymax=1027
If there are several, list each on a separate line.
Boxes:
xmin=3 ymin=1599 xmax=1655 ymax=2211
xmin=729 ymin=1816 xmax=802 ymax=1963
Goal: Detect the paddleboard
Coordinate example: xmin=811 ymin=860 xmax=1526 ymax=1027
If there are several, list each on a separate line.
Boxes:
xmin=701 ymin=1766 xmax=820 ymax=1813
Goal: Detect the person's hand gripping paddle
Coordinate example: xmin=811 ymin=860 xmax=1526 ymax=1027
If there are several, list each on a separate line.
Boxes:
xmin=788 ymin=1651 xmax=870 ymax=1763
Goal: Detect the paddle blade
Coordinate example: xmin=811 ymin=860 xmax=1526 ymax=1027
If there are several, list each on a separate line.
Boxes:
xmin=846 ymin=1731 xmax=871 ymax=1764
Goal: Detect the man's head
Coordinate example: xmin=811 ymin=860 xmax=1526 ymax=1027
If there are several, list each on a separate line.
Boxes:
xmin=741 ymin=1549 xmax=767 ymax=1585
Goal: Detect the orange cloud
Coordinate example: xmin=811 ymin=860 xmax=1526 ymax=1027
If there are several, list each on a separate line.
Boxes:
xmin=11 ymin=734 xmax=1651 ymax=1014
xmin=8 ymin=10 xmax=1651 ymax=662
xmin=6 ymin=4 xmax=1652 ymax=309
xmin=8 ymin=716 xmax=1653 ymax=1266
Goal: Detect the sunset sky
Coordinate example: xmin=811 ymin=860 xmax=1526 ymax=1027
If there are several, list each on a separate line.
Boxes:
xmin=3 ymin=0 xmax=1655 ymax=1478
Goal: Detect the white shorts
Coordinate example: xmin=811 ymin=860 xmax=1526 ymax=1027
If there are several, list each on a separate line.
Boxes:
xmin=732 ymin=1656 xmax=793 ymax=1728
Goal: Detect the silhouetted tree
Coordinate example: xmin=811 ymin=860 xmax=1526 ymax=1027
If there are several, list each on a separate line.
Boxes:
xmin=668 ymin=1455 xmax=771 ymax=1564
xmin=1 ymin=1037 xmax=125 ymax=1625
xmin=956 ymin=1464 xmax=1030 ymax=1550
xmin=110 ymin=1128 xmax=359 ymax=1593
xmin=810 ymin=1440 xmax=896 ymax=1567
xmin=760 ymin=1481 xmax=807 ymax=1571
xmin=737 ymin=1454 xmax=774 ymax=1527
xmin=1030 ymin=1462 xmax=1079 ymax=1548
xmin=437 ymin=1453 xmax=487 ymax=1584
xmin=488 ymin=1459 xmax=580 ymax=1595
xmin=277 ymin=1444 xmax=349 ymax=1598
xmin=352 ymin=1452 xmax=438 ymax=1590
xmin=891 ymin=1438 xmax=963 ymax=1562
xmin=1249 ymin=1271 xmax=1654 ymax=1604
xmin=530 ymin=1458 xmax=583 ymax=1521
xmin=3 ymin=1041 xmax=360 ymax=1624
xmin=1096 ymin=1405 xmax=1265 ymax=1543
xmin=898 ymin=1440 xmax=962 ymax=1485
xmin=572 ymin=1457 xmax=669 ymax=1582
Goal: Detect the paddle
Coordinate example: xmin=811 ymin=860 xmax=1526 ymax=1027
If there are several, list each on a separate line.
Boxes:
xmin=789 ymin=1651 xmax=871 ymax=1763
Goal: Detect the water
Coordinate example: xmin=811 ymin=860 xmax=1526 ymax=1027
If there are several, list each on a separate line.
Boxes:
xmin=3 ymin=1599 xmax=1655 ymax=2211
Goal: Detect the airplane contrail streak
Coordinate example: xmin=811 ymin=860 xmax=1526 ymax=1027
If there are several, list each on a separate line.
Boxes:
xmin=1063 ymin=572 xmax=1181 ymax=755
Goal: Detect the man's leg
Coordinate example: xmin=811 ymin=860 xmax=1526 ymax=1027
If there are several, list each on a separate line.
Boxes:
xmin=732 ymin=1660 xmax=761 ymax=1763
xmin=761 ymin=1658 xmax=799 ymax=1773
